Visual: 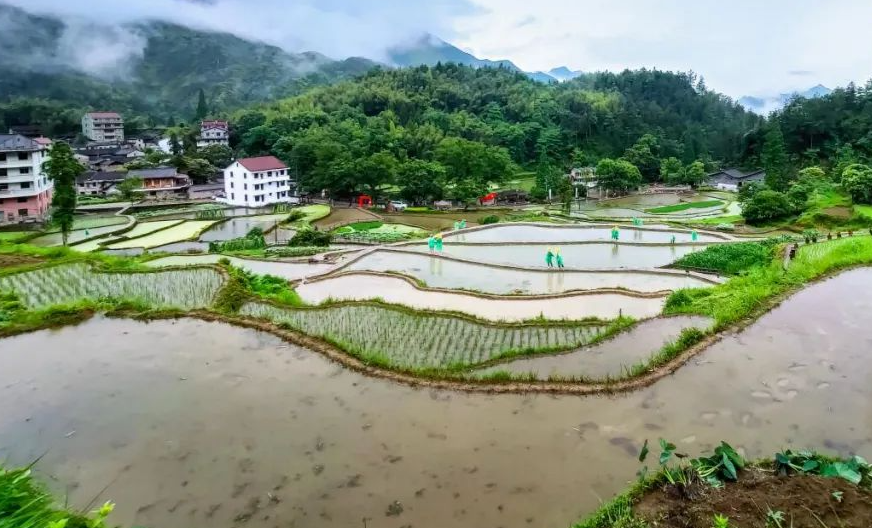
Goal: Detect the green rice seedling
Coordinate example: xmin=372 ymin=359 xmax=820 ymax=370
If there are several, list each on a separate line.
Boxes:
xmin=240 ymin=301 xmax=609 ymax=370
xmin=0 ymin=263 xmax=224 ymax=310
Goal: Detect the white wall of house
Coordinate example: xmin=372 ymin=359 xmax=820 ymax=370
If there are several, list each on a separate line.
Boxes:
xmin=223 ymin=161 xmax=294 ymax=207
xmin=197 ymin=126 xmax=229 ymax=148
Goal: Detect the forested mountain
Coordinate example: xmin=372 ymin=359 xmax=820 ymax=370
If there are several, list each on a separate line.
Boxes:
xmin=388 ymin=34 xmax=558 ymax=83
xmin=229 ymin=63 xmax=760 ymax=202
xmin=738 ymin=84 xmax=832 ymax=115
xmin=0 ymin=4 xmax=378 ymax=135
xmin=773 ymin=81 xmax=872 ymax=169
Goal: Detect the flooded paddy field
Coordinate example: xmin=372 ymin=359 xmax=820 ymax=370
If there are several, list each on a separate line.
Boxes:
xmin=199 ymin=215 xmax=290 ymax=242
xmin=345 ymin=250 xmax=714 ymax=293
xmin=146 ymin=254 xmax=335 ymax=280
xmin=474 ymin=315 xmax=713 ymax=379
xmin=449 ymin=224 xmax=727 ymax=244
xmin=296 ymin=273 xmax=666 ymax=320
xmin=406 ymin=242 xmax=705 ymax=269
xmin=0 ymin=269 xmax=870 ymax=528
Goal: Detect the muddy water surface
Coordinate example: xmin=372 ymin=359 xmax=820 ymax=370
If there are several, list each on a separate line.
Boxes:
xmin=0 ymin=270 xmax=871 ymax=528
xmin=450 ymin=225 xmax=726 ymax=243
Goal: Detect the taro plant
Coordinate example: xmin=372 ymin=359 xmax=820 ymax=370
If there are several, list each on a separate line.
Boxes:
xmin=775 ymin=449 xmax=871 ymax=487
xmin=691 ymin=441 xmax=745 ymax=487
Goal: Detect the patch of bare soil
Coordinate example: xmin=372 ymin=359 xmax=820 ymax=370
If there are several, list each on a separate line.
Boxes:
xmin=822 ymin=206 xmax=853 ymax=218
xmin=0 ymin=254 xmax=44 ymax=268
xmin=635 ymin=467 xmax=872 ymax=528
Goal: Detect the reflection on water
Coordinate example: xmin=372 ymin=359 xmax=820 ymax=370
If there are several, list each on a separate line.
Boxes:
xmin=452 ymin=225 xmax=725 ymax=244
xmin=348 ymin=251 xmax=711 ymax=293
xmin=0 ymin=270 xmax=870 ymax=528
xmin=407 ymin=243 xmax=703 ymax=269
xmin=475 ymin=315 xmax=713 ymax=379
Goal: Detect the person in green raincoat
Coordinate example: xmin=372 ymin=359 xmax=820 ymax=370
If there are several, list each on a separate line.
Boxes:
xmin=555 ymin=247 xmax=564 ymax=269
xmin=691 ymin=230 xmax=698 ymax=242
xmin=545 ymin=247 xmax=554 ymax=267
xmin=460 ymin=219 xmax=467 ymax=229
xmin=670 ymin=234 xmax=676 ymax=245
xmin=427 ymin=234 xmax=436 ymax=253
xmin=435 ymin=233 xmax=444 ymax=252
xmin=611 ymin=226 xmax=620 ymax=241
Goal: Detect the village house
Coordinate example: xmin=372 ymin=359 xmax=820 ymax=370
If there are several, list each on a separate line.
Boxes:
xmin=222 ymin=156 xmax=295 ymax=207
xmin=707 ymin=168 xmax=766 ymax=191
xmin=0 ymin=134 xmax=54 ymax=223
xmin=197 ymin=120 xmax=229 ymax=148
xmin=81 ymin=112 xmax=125 ymax=142
xmin=75 ymin=171 xmax=127 ymax=196
xmin=128 ymin=167 xmax=192 ymax=199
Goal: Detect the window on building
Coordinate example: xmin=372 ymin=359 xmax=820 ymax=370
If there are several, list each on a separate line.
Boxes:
xmin=0 ymin=153 xmax=6 ymax=161
xmin=20 ymin=182 xmax=30 ymax=189
xmin=231 ymin=193 xmax=235 ymax=200
xmin=0 ymin=169 xmax=6 ymax=176
xmin=229 ymin=171 xmax=233 ymax=177
xmin=230 ymin=182 xmax=234 ymax=189
xmin=17 ymin=152 xmax=28 ymax=161
xmin=17 ymin=197 xmax=27 ymax=203
xmin=244 ymin=183 xmax=247 ymax=190
xmin=19 ymin=167 xmax=30 ymax=174
xmin=18 ymin=209 xmax=28 ymax=217
xmin=244 ymin=194 xmax=248 ymax=201
xmin=0 ymin=184 xmax=8 ymax=191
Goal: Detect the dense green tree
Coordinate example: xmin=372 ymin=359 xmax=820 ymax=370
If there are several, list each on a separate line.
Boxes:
xmin=42 ymin=142 xmax=84 ymax=245
xmin=762 ymin=123 xmax=790 ymax=191
xmin=169 ymin=133 xmax=182 ymax=157
xmin=742 ymin=189 xmax=794 ymax=224
xmin=396 ymin=160 xmax=446 ymax=205
xmin=195 ymin=89 xmax=208 ymax=120
xmin=174 ymin=157 xmax=217 ymax=184
xmin=622 ymin=134 xmax=661 ymax=181
xmin=356 ymin=151 xmax=398 ymax=200
xmin=116 ymin=177 xmax=143 ymax=200
xmin=684 ymin=161 xmax=708 ymax=188
xmin=797 ymin=166 xmax=827 ymax=181
xmin=660 ymin=157 xmax=684 ymax=184
xmin=596 ymin=158 xmax=642 ymax=195
xmin=841 ymin=164 xmax=872 ymax=204
xmin=199 ymin=144 xmax=233 ymax=169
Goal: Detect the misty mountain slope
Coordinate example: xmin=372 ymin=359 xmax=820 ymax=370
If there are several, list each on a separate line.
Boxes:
xmin=738 ymin=84 xmax=833 ymax=114
xmin=388 ymin=34 xmax=558 ymax=83
xmin=0 ymin=3 xmax=378 ymax=129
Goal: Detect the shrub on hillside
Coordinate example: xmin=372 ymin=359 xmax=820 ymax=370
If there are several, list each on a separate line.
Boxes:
xmin=290 ymin=228 xmax=332 ymax=247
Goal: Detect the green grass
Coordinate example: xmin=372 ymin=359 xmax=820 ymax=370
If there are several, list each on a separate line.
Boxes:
xmin=665 ymin=236 xmax=872 ymax=328
xmin=672 ymin=241 xmax=776 ymax=275
xmin=855 ymin=204 xmax=872 ymax=219
xmin=0 ymin=463 xmax=111 ymax=528
xmin=645 ymin=200 xmax=723 ymax=214
xmin=0 ymin=232 xmax=31 ymax=242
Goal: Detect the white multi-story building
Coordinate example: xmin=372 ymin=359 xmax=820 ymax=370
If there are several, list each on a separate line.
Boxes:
xmin=223 ymin=156 xmax=295 ymax=207
xmin=81 ymin=112 xmax=124 ymax=142
xmin=0 ymin=135 xmax=54 ymax=223
xmin=197 ymin=120 xmax=229 ymax=148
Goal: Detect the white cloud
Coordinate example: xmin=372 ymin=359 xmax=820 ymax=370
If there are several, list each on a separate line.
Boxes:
xmin=4 ymin=0 xmax=872 ymax=97
xmin=451 ymin=0 xmax=872 ymax=97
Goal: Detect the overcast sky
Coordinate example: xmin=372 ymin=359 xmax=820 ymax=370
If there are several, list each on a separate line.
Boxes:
xmin=6 ymin=0 xmax=872 ymax=98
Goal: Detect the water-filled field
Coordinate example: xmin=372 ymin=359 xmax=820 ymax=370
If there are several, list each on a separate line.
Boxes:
xmin=449 ymin=224 xmax=727 ymax=243
xmin=296 ymin=273 xmax=666 ymax=320
xmin=29 ymin=224 xmax=130 ymax=247
xmin=242 ymin=301 xmax=609 ymax=369
xmin=345 ymin=250 xmax=714 ymax=293
xmin=407 ymin=242 xmax=705 ymax=269
xmin=107 ymin=221 xmax=217 ymax=249
xmin=198 ymin=214 xmax=289 ymax=242
xmin=146 ymin=254 xmax=334 ymax=280
xmin=0 ymin=263 xmax=223 ymax=309
xmin=0 ymin=269 xmax=869 ymax=528
xmin=474 ymin=315 xmax=712 ymax=379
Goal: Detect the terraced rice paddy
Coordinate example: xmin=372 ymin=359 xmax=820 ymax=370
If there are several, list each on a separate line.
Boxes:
xmin=199 ymin=214 xmax=289 ymax=242
xmin=107 ymin=221 xmax=217 ymax=249
xmin=296 ymin=273 xmax=665 ymax=320
xmin=407 ymin=242 xmax=705 ymax=269
xmin=345 ymin=251 xmax=715 ymax=293
xmin=241 ymin=301 xmax=609 ymax=369
xmin=0 ymin=263 xmax=224 ymax=309
xmin=146 ymin=254 xmax=334 ymax=280
xmin=449 ymin=224 xmax=727 ymax=243
xmin=474 ymin=315 xmax=712 ymax=380
xmin=29 ymin=224 xmax=131 ymax=247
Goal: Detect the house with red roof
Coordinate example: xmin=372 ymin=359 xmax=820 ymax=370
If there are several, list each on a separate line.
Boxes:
xmin=197 ymin=120 xmax=229 ymax=148
xmin=81 ymin=112 xmax=124 ymax=142
xmin=223 ymin=156 xmax=296 ymax=207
